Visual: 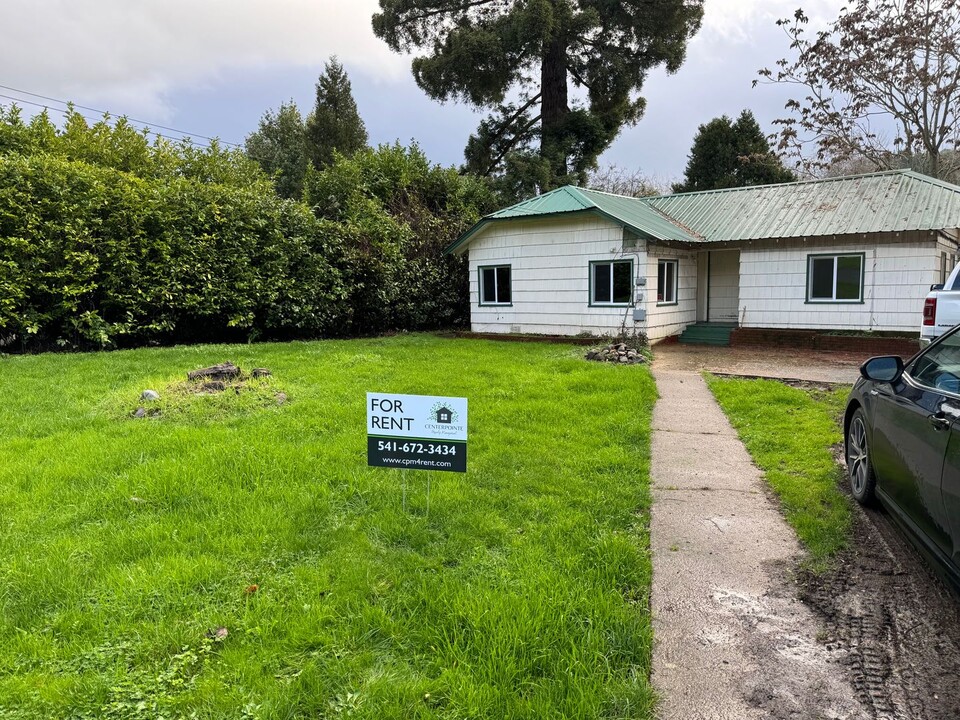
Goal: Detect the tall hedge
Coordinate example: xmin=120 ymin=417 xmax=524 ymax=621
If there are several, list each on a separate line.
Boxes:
xmin=0 ymin=153 xmax=347 ymax=349
xmin=0 ymin=107 xmax=499 ymax=351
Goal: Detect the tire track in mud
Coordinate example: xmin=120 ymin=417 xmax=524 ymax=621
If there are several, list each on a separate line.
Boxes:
xmin=799 ymin=504 xmax=960 ymax=719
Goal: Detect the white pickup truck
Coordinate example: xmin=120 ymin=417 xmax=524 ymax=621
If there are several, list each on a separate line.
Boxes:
xmin=922 ymin=263 xmax=960 ymax=346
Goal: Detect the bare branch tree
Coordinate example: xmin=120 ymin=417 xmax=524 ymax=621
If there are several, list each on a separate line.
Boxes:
xmin=756 ymin=0 xmax=960 ymax=181
xmin=587 ymin=164 xmax=673 ymax=197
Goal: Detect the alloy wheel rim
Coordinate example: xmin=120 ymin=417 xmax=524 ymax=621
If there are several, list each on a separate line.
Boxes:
xmin=848 ymin=417 xmax=868 ymax=494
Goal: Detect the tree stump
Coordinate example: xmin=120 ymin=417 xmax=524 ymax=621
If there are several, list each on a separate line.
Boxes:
xmin=187 ymin=362 xmax=241 ymax=382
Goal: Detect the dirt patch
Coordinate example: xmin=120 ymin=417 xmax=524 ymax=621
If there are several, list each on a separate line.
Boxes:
xmin=710 ymin=371 xmax=842 ymax=393
xmin=115 ymin=362 xmax=286 ymax=423
xmin=653 ymin=342 xmax=861 ymax=385
xmin=799 ymin=501 xmax=960 ymax=719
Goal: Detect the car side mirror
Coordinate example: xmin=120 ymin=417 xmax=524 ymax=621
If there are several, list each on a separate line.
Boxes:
xmin=860 ymin=355 xmax=904 ymax=383
xmin=931 ymin=283 xmax=945 ymax=291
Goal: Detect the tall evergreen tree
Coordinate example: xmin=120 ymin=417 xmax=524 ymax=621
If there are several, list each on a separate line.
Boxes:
xmin=305 ymin=58 xmax=369 ymax=170
xmin=673 ymin=110 xmax=795 ymax=193
xmin=373 ymin=0 xmax=704 ymax=196
xmin=244 ymin=101 xmax=308 ymax=200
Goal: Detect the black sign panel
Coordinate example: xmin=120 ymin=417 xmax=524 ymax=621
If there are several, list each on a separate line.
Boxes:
xmin=367 ymin=436 xmax=466 ymax=473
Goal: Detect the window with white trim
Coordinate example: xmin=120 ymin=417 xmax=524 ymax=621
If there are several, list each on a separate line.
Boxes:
xmin=657 ymin=259 xmax=678 ymax=304
xmin=807 ymin=254 xmax=864 ymax=302
xmin=591 ymin=260 xmax=633 ymax=305
xmin=479 ymin=265 xmax=512 ymax=305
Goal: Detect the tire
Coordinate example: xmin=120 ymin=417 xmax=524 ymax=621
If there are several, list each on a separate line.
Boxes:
xmin=846 ymin=407 xmax=877 ymax=505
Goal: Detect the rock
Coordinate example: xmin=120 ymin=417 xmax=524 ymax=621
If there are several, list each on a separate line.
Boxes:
xmin=585 ymin=341 xmax=647 ymax=364
xmin=140 ymin=389 xmax=160 ymax=402
xmin=132 ymin=407 xmax=146 ymax=418
xmin=205 ymin=626 xmax=229 ymax=641
xmin=188 ymin=362 xmax=241 ymax=382
xmin=276 ymin=392 xmax=287 ymax=405
xmin=252 ymin=368 xmax=271 ymax=379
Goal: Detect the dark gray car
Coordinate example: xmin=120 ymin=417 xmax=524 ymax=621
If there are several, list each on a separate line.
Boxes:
xmin=845 ymin=327 xmax=960 ymax=586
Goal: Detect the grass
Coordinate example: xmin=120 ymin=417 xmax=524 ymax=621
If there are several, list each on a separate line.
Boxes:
xmin=0 ymin=335 xmax=657 ymax=719
xmin=705 ymin=376 xmax=853 ymax=569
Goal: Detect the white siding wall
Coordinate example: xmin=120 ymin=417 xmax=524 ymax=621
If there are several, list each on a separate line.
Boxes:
xmin=645 ymin=245 xmax=698 ymax=341
xmin=739 ymin=236 xmax=939 ymax=332
xmin=467 ymin=216 xmax=648 ymax=336
xmin=936 ymin=233 xmax=960 ymax=285
xmin=465 ymin=220 xmax=957 ymax=337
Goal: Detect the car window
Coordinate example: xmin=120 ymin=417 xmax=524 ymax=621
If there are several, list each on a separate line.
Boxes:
xmin=911 ymin=332 xmax=960 ymax=394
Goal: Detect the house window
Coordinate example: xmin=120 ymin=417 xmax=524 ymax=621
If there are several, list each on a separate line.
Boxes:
xmin=657 ymin=259 xmax=678 ymax=305
xmin=479 ymin=265 xmax=512 ymax=305
xmin=591 ymin=260 xmax=633 ymax=305
xmin=807 ymin=253 xmax=864 ymax=302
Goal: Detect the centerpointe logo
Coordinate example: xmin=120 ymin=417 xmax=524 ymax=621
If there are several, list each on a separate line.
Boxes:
xmin=430 ymin=401 xmax=458 ymax=425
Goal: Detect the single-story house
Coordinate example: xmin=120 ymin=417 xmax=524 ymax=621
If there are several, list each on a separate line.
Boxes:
xmin=444 ymin=170 xmax=960 ymax=342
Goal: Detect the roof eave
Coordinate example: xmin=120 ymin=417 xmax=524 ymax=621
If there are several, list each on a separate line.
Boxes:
xmin=444 ymin=206 xmax=693 ymax=255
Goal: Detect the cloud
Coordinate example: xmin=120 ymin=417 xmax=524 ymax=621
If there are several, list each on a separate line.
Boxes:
xmin=0 ymin=0 xmax=405 ymax=119
xmin=698 ymin=0 xmax=840 ymax=46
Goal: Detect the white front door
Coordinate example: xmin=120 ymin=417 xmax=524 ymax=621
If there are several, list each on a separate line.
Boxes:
xmin=708 ymin=250 xmax=740 ymax=323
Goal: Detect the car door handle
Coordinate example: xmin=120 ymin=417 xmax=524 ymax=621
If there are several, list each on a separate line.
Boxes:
xmin=929 ymin=413 xmax=952 ymax=431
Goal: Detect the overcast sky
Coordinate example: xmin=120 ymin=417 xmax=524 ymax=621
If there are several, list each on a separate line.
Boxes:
xmin=0 ymin=0 xmax=841 ymax=182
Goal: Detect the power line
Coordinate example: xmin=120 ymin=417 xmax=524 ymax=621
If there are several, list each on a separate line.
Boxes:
xmin=0 ymin=83 xmax=242 ymax=147
xmin=0 ymin=84 xmax=302 ymax=173
xmin=0 ymin=93 xmax=233 ymax=153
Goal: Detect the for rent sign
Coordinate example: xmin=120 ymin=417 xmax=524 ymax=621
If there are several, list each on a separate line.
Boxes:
xmin=366 ymin=393 xmax=468 ymax=473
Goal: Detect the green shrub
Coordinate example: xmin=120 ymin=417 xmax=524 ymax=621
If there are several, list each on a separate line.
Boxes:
xmin=306 ymin=143 xmax=499 ymax=334
xmin=0 ymin=108 xmax=499 ymax=350
xmin=0 ymin=153 xmax=348 ymax=349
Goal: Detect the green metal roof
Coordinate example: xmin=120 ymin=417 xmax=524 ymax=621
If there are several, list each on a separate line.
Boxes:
xmin=445 ymin=185 xmax=700 ymax=254
xmin=445 ymin=170 xmax=960 ymax=255
xmin=641 ymin=170 xmax=960 ymax=242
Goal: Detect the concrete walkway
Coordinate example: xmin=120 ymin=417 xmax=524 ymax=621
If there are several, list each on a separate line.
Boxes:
xmin=650 ymin=368 xmax=866 ymax=719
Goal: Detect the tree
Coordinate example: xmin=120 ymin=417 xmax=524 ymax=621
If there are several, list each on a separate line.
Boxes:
xmin=304 ymin=143 xmax=498 ymax=333
xmin=588 ymin=164 xmax=669 ymax=197
xmin=305 ymin=57 xmax=368 ymax=170
xmin=373 ymin=0 xmax=704 ymax=195
xmin=673 ymin=110 xmax=796 ymax=193
xmin=758 ymin=0 xmax=960 ymax=181
xmin=244 ymin=101 xmax=308 ymax=199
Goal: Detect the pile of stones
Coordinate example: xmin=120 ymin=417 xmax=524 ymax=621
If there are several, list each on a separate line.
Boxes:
xmin=585 ymin=342 xmax=646 ymax=365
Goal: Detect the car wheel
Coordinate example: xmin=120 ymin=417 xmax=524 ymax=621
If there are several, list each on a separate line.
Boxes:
xmin=846 ymin=408 xmax=877 ymax=505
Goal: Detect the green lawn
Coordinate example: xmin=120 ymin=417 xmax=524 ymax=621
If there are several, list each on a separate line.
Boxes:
xmin=705 ymin=376 xmax=852 ymax=569
xmin=0 ymin=335 xmax=657 ymax=719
